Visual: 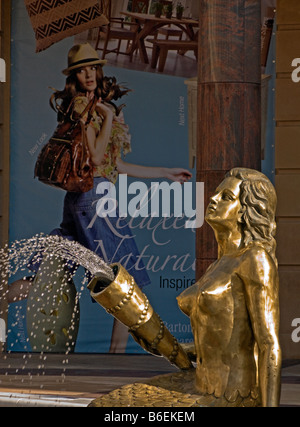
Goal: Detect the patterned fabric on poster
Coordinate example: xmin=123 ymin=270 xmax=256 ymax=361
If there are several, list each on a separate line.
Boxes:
xmin=24 ymin=0 xmax=108 ymax=52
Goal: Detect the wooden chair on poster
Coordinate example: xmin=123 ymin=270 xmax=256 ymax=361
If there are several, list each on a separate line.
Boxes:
xmin=124 ymin=0 xmax=150 ymax=54
xmin=149 ymin=38 xmax=198 ymax=73
xmin=95 ymin=0 xmax=140 ymax=61
xmin=154 ymin=1 xmax=183 ymax=42
xmin=130 ymin=0 xmax=150 ymax=15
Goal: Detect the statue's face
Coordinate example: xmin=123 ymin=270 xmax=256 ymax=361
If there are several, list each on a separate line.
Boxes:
xmin=205 ymin=177 xmax=243 ymax=230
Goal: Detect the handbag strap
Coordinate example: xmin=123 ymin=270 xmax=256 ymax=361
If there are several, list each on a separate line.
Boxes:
xmin=79 ymin=120 xmax=91 ymax=170
xmin=68 ymin=95 xmax=98 ymax=125
xmin=78 ymin=97 xmax=98 ymax=171
xmin=50 ymin=92 xmax=99 ymax=124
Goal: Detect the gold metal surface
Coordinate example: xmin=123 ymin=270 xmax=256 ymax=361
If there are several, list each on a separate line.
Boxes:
xmin=88 ymin=263 xmax=192 ymax=370
xmin=89 ymin=168 xmax=281 ymax=408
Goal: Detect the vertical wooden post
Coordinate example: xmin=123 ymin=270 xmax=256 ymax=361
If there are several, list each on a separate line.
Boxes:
xmin=196 ymin=0 xmax=261 ymax=278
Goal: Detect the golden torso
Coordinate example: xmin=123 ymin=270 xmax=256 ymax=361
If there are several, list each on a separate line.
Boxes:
xmin=178 ymin=247 xmax=261 ymax=403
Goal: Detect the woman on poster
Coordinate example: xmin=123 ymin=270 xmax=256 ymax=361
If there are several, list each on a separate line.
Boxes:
xmin=9 ymin=43 xmax=192 ymax=353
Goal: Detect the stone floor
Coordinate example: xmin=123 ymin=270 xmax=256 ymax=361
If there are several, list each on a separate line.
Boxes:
xmin=0 ymin=353 xmax=298 ymax=407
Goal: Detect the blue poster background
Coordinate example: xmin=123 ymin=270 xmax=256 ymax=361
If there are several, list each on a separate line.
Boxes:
xmin=8 ymin=0 xmax=195 ymax=353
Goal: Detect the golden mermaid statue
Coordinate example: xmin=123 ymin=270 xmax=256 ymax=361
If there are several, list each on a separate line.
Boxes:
xmin=88 ymin=168 xmax=282 ymax=407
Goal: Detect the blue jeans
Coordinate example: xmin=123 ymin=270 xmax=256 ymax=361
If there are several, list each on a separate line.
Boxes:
xmin=49 ymin=177 xmax=151 ymax=288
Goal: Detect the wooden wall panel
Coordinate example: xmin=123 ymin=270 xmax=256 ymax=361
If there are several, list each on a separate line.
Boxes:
xmin=276 ymin=222 xmax=300 ymax=265
xmin=276 ymin=0 xmax=300 ymax=359
xmin=276 ymin=127 xmax=300 ymax=168
xmin=0 ymin=0 xmax=10 ymax=351
xmin=277 ymin=0 xmax=300 ymax=25
xmin=276 ymin=30 xmax=300 ymax=73
xmin=276 ymin=79 xmax=300 ymax=121
xmin=276 ymin=175 xmax=300 ymax=217
xmin=279 ymin=268 xmax=300 ymax=359
xmin=0 ymin=0 xmax=10 ymax=248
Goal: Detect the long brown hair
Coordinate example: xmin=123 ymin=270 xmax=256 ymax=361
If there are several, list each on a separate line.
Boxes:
xmin=50 ymin=65 xmax=130 ymax=120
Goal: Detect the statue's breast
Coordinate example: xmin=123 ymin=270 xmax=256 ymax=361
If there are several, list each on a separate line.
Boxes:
xmin=197 ymin=274 xmax=233 ymax=316
xmin=195 ymin=256 xmax=242 ymax=317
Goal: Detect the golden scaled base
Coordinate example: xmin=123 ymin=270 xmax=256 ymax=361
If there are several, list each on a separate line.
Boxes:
xmin=88 ymin=369 xmax=260 ymax=408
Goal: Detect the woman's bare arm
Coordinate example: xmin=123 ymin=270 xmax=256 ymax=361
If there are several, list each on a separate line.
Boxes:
xmin=116 ymin=158 xmax=192 ymax=183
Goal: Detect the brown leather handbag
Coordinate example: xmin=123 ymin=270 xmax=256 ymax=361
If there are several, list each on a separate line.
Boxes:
xmin=34 ymin=96 xmax=97 ymax=193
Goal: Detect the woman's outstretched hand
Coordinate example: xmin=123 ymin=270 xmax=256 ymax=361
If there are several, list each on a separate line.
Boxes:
xmin=165 ymin=168 xmax=192 ymax=184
